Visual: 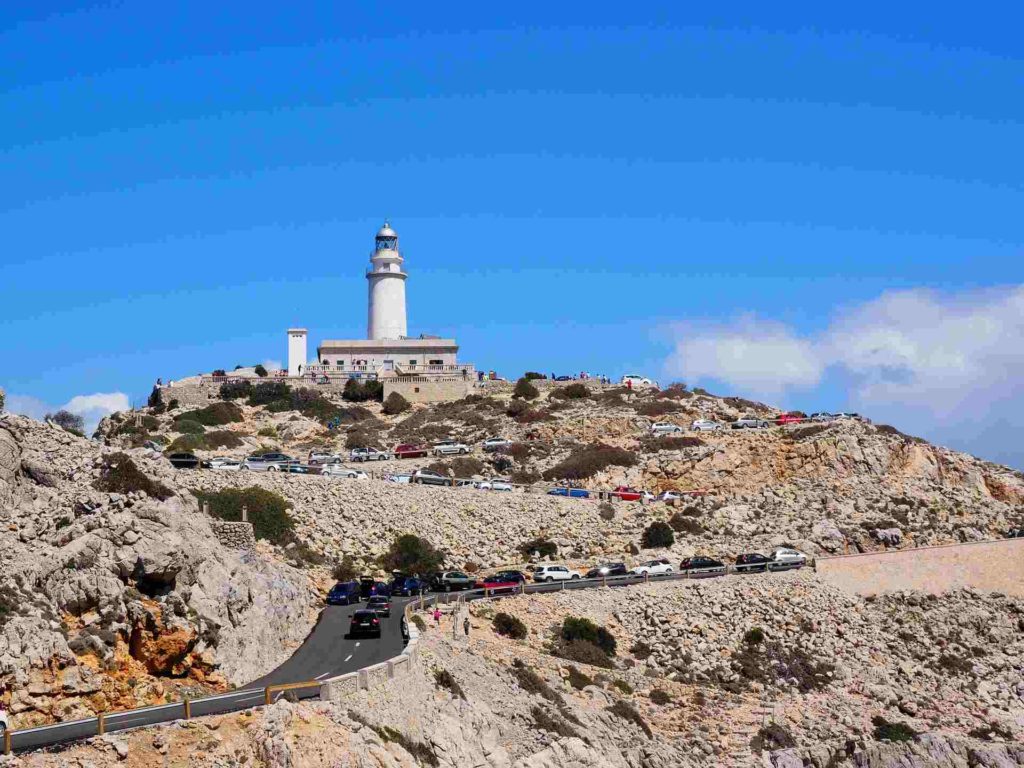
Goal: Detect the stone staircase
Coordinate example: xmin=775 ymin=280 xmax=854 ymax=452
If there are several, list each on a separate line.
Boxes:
xmin=724 ymin=696 xmax=775 ymax=767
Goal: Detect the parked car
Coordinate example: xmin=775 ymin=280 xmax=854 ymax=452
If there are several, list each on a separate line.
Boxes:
xmin=430 ymin=571 xmax=474 ymax=592
xmin=206 ymin=457 xmax=242 ymax=471
xmin=321 ymin=464 xmax=369 ymax=480
xmin=492 ymin=570 xmax=528 ymax=585
xmin=242 ymin=453 xmax=294 ymax=471
xmin=433 ymin=440 xmax=470 ymax=456
xmin=308 ymin=450 xmax=340 ymax=465
xmin=482 ymin=436 xmax=512 ymax=452
xmin=775 ymin=412 xmax=806 ymax=426
xmin=0 ymin=703 xmax=8 ymax=738
xmin=810 ymin=412 xmax=834 ymax=422
xmin=768 ymin=547 xmax=807 ymax=570
xmin=365 ymin=595 xmax=392 ymax=617
xmin=678 ymin=557 xmax=727 ymax=576
xmin=585 ymin=563 xmax=628 ymax=578
xmin=167 ymin=452 xmax=200 ymax=469
xmin=554 ymin=375 xmax=573 ymax=381
xmin=620 ymin=374 xmax=654 ymax=387
xmin=390 ymin=576 xmax=428 ymax=596
xmin=281 ymin=462 xmax=320 ymax=474
xmin=326 ymin=581 xmax=361 ymax=605
xmin=393 ymin=443 xmax=429 ymax=459
xmin=730 ymin=415 xmax=771 ymax=429
xmin=350 ymin=447 xmax=388 ymax=462
xmin=473 ymin=573 xmax=522 ymax=593
xmin=411 ymin=468 xmax=450 ymax=486
xmin=833 ymin=412 xmax=869 ymax=422
xmin=609 ymin=486 xmax=654 ymax=502
xmin=650 ymin=422 xmax=683 ymax=435
xmin=734 ymin=553 xmax=770 ymax=573
xmin=531 ymin=565 xmax=580 ymax=582
xmin=690 ymin=419 xmax=722 ymax=432
xmin=385 ymin=473 xmax=412 ymax=484
xmin=474 ymin=478 xmax=513 ymax=492
xmin=656 ymin=490 xmax=685 ymax=502
xmin=547 ymin=487 xmax=591 ymax=499
xmin=349 ymin=609 xmax=382 ymax=638
xmin=631 ymin=558 xmax=674 ymax=576
xmin=1006 ymin=527 xmax=1024 ymax=539
xmin=358 ymin=578 xmax=392 ymax=599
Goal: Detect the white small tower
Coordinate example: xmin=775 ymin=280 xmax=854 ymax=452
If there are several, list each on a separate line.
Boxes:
xmin=366 ymin=222 xmax=408 ymax=340
xmin=287 ymin=328 xmax=307 ymax=377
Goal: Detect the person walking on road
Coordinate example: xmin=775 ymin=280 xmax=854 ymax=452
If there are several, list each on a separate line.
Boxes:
xmin=433 ymin=607 xmax=441 ymax=627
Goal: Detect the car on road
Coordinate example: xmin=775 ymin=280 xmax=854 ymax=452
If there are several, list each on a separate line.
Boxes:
xmin=393 ymin=443 xmax=429 ymax=459
xmin=308 ymin=450 xmax=340 ymax=465
xmin=768 ymin=547 xmax=807 ymax=570
xmin=365 ymin=595 xmax=392 ymax=617
xmin=690 ymin=419 xmax=723 ymax=432
xmin=734 ymin=553 xmax=770 ymax=573
xmin=678 ymin=556 xmax=727 ymax=576
xmin=833 ymin=412 xmax=869 ymax=422
xmin=656 ymin=490 xmax=686 ymax=502
xmin=530 ymin=565 xmax=580 ymax=582
xmin=630 ymin=558 xmax=674 ymax=576
xmin=281 ymin=462 xmax=320 ymax=474
xmin=774 ymin=412 xmax=806 ymax=426
xmin=349 ymin=609 xmax=382 ymax=638
xmin=411 ymin=468 xmax=450 ymax=486
xmin=482 ymin=436 xmax=512 ymax=452
xmin=609 ymin=486 xmax=654 ymax=502
xmin=385 ymin=473 xmax=412 ymax=484
xmin=321 ymin=464 xmax=369 ymax=480
xmin=1007 ymin=527 xmax=1024 ymax=539
xmin=730 ymin=415 xmax=772 ymax=429
xmin=242 ymin=453 xmax=295 ymax=471
xmin=473 ymin=573 xmax=522 ymax=593
xmin=349 ymin=447 xmax=389 ymax=462
xmin=390 ymin=576 xmax=429 ymax=596
xmin=429 ymin=571 xmax=474 ymax=592
xmin=810 ymin=412 xmax=834 ymax=422
xmin=621 ymin=374 xmax=654 ymax=387
xmin=474 ymin=478 xmax=513 ymax=492
xmin=326 ymin=580 xmax=361 ymax=605
xmin=585 ymin=562 xmax=628 ymax=579
xmin=167 ymin=452 xmax=200 ymax=469
xmin=547 ymin=487 xmax=591 ymax=499
xmin=492 ymin=570 xmax=528 ymax=585
xmin=206 ymin=457 xmax=242 ymax=471
xmin=650 ymin=422 xmax=683 ymax=435
xmin=554 ymin=375 xmax=573 ymax=381
xmin=432 ymin=440 xmax=470 ymax=456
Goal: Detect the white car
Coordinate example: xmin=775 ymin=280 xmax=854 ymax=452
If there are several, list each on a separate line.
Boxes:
xmin=384 ymin=473 xmax=412 ymax=484
xmin=621 ymin=374 xmax=654 ymax=388
xmin=433 ymin=440 xmax=470 ymax=456
xmin=656 ymin=490 xmax=685 ymax=502
xmin=208 ymin=458 xmax=242 ymax=471
xmin=308 ymin=450 xmax=342 ymax=465
xmin=481 ymin=437 xmax=512 ymax=452
xmin=768 ymin=547 xmax=807 ymax=571
xmin=474 ymin=478 xmax=513 ymax=492
xmin=631 ymin=558 xmax=674 ymax=576
xmin=321 ymin=465 xmax=369 ymax=480
xmin=530 ymin=565 xmax=580 ymax=582
xmin=349 ymin=447 xmax=388 ymax=462
xmin=650 ymin=422 xmax=683 ymax=435
xmin=691 ymin=419 xmax=723 ymax=432
xmin=0 ymin=704 xmax=8 ymax=738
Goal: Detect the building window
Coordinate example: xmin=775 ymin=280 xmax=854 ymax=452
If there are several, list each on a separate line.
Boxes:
xmin=409 ymin=359 xmax=417 ymax=365
xmin=414 ymin=387 xmax=420 ymax=393
xmin=429 ymin=359 xmax=443 ymax=365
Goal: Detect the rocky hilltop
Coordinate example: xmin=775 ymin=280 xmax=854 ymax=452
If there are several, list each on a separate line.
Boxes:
xmin=0 ymin=414 xmax=317 ymax=728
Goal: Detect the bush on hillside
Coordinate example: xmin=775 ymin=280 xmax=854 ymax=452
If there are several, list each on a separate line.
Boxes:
xmin=342 ymin=378 xmax=383 ymax=403
xmin=332 ymin=557 xmax=358 ymax=582
xmin=194 ymin=487 xmax=295 ymax=545
xmin=220 ymin=380 xmax=254 ymax=400
xmin=553 ymin=639 xmax=615 ymax=669
xmin=550 ymin=383 xmax=590 ymax=400
xmin=427 ymin=456 xmax=485 ymax=478
xmin=542 ymin=444 xmax=638 ymax=481
xmin=164 ymin=434 xmax=206 ymax=453
xmin=433 ymin=669 xmax=466 ymax=700
xmin=566 ymin=666 xmax=594 ymax=690
xmin=561 ymin=617 xmax=616 ymax=656
xmin=249 ymin=381 xmax=292 ymax=406
xmin=47 ymin=410 xmax=85 ymax=435
xmin=492 ymin=612 xmax=528 ymax=639
xmin=520 ymin=537 xmax=557 ymax=559
xmin=204 ymin=430 xmax=244 ymax=449
xmin=512 ymin=377 xmax=540 ymax=401
xmin=510 ymin=659 xmax=560 ymax=703
xmin=94 ymin=452 xmax=173 ymax=500
xmin=606 ymin=701 xmax=652 ymax=738
xmin=723 ymin=396 xmax=769 ymax=412
xmin=175 ymin=419 xmax=206 ymax=435
xmin=656 ymin=382 xmax=689 ymax=398
xmin=345 ymin=424 xmax=383 ymax=449
xmin=523 ymin=372 xmax=546 ymax=381
xmin=754 ymin=723 xmax=796 ymax=750
xmin=871 ymin=715 xmax=917 ymax=742
xmin=254 ymin=364 xmax=268 ymax=377
xmin=379 ymin=534 xmax=445 ymax=575
xmin=634 ymin=400 xmax=680 ymax=417
xmin=382 ymin=392 xmax=411 ymax=415
xmin=510 ymin=467 xmax=541 ymax=485
xmin=669 ymin=513 xmax=703 ymax=535
xmin=733 ymin=640 xmax=834 ymax=693
xmin=649 ymin=689 xmax=672 ymax=705
xmin=175 ymin=401 xmax=243 ymax=426
xmin=513 ymin=407 xmax=553 ymax=424
xmin=641 ymin=521 xmax=675 ymax=549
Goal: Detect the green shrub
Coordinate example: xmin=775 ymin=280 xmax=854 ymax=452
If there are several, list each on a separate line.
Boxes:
xmin=552 ymin=639 xmax=615 ymax=669
xmin=520 ymin=537 xmax=557 ymax=559
xmin=379 ymin=534 xmax=444 ymax=575
xmin=175 ymin=419 xmax=206 ymax=435
xmin=640 ymin=521 xmax=674 ymax=549
xmin=493 ymin=612 xmax=528 ymax=639
xmin=175 ymin=401 xmax=243 ymax=426
xmin=257 ymin=426 xmax=278 ymax=437
xmin=649 ymin=689 xmax=672 ymax=705
xmin=382 ymin=392 xmax=411 ymax=415
xmin=872 ymin=715 xmax=917 ymax=742
xmin=644 ymin=435 xmax=704 ymax=451
xmin=630 ymin=641 xmax=652 ymax=659
xmin=434 ymin=669 xmax=466 ymax=700
xmin=265 ymin=388 xmax=345 ymax=423
xmin=744 ymin=627 xmax=764 ymax=646
xmin=550 ymin=383 xmax=590 ymax=400
xmin=612 ymin=679 xmax=634 ymax=695
xmin=220 ymin=380 xmax=254 ymax=400
xmin=512 ymin=377 xmax=540 ymax=401
xmin=249 ymin=381 xmax=292 ymax=406
xmin=342 ymin=378 xmax=383 ymax=403
xmin=254 ymin=364 xmax=268 ymax=377
xmin=542 ymin=444 xmax=637 ymax=481
xmin=669 ymin=513 xmax=703 ymax=535
xmin=207 ymin=430 xmax=245 ymax=449
xmin=332 ymin=557 xmax=358 ymax=582
xmin=411 ymin=614 xmax=426 ymax=632
xmin=511 ymin=659 xmax=560 ymax=703
xmin=606 ymin=700 xmax=652 ymax=738
xmin=566 ymin=666 xmax=594 ymax=690
xmin=94 ymin=453 xmax=173 ymax=500
xmin=523 ymin=372 xmax=546 ymax=380
xmin=167 ymin=399 xmax=179 ymax=411
xmin=734 ymin=640 xmax=834 ymax=693
xmin=531 ymin=705 xmax=578 ymax=738
xmin=561 ymin=617 xmax=616 ymax=656
xmin=194 ymin=487 xmax=295 ymax=545
xmin=47 ymin=410 xmax=85 ymax=435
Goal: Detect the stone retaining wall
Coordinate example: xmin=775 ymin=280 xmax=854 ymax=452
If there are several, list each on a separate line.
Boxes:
xmin=209 ymin=520 xmax=256 ymax=550
xmin=815 ymin=537 xmax=1024 ymax=597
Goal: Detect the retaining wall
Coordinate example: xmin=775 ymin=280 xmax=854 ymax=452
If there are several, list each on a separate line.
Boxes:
xmin=209 ymin=520 xmax=256 ymax=550
xmin=815 ymin=538 xmax=1024 ymax=597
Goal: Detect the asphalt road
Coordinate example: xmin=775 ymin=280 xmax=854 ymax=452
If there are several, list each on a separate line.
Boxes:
xmin=9 ymin=599 xmax=412 ymax=753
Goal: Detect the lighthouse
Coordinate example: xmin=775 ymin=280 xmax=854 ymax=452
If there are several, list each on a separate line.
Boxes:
xmin=366 ymin=222 xmax=408 ymax=340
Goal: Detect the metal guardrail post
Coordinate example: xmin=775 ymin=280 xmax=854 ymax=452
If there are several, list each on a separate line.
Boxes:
xmin=97 ymin=712 xmax=105 ymax=735
xmin=183 ymin=697 xmax=191 ymax=719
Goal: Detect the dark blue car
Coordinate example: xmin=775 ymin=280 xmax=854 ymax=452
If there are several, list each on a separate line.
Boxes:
xmin=390 ymin=576 xmax=428 ymax=596
xmin=326 ymin=580 xmax=361 ymax=605
xmin=546 ymin=487 xmax=590 ymax=499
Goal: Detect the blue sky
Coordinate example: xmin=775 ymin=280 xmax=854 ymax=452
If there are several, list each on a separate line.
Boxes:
xmin=2 ymin=2 xmax=1023 ymax=466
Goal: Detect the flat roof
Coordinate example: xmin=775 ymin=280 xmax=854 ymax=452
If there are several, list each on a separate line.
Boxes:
xmin=317 ymin=338 xmax=458 ymax=350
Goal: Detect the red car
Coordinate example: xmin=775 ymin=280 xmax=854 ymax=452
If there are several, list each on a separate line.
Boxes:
xmin=394 ymin=443 xmax=429 ymax=459
xmin=774 ymin=412 xmax=806 ymax=426
xmin=473 ymin=573 xmax=523 ymax=594
xmin=609 ymin=486 xmax=654 ymax=502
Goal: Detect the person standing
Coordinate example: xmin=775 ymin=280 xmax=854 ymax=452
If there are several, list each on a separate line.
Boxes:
xmin=433 ymin=607 xmax=441 ymax=627
xmin=463 ymin=617 xmax=470 ymax=638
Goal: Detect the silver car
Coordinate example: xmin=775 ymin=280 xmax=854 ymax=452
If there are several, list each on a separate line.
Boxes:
xmin=691 ymin=419 xmax=723 ymax=432
xmin=350 ymin=447 xmax=388 ymax=462
xmin=433 ymin=440 xmax=470 ymax=456
xmin=730 ymin=415 xmax=771 ymax=429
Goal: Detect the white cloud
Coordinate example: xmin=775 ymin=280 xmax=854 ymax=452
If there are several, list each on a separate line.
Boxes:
xmin=261 ymin=359 xmax=282 ymax=372
xmin=5 ymin=390 xmax=130 ymax=436
xmin=662 ymin=285 xmax=1024 ymax=467
xmin=4 ymin=393 xmax=51 ymax=421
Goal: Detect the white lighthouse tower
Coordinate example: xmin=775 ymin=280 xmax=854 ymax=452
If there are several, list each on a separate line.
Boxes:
xmin=366 ymin=222 xmax=408 ymax=340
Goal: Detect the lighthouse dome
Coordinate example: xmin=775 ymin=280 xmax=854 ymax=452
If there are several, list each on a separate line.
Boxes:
xmin=376 ymin=222 xmax=398 ymax=239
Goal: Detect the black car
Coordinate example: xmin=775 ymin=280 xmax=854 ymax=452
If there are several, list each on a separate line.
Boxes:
xmin=326 ymin=580 xmax=361 ymax=605
xmin=734 ymin=553 xmax=770 ymax=573
xmin=679 ymin=557 xmax=727 ymax=577
xmin=366 ymin=595 xmax=392 ymax=617
xmin=492 ymin=570 xmax=527 ymax=585
xmin=391 ymin=576 xmax=428 ymax=596
xmin=585 ymin=563 xmax=628 ymax=579
xmin=167 ymin=452 xmax=199 ymax=469
xmin=349 ymin=609 xmax=382 ymax=638
xmin=1007 ymin=527 xmax=1024 ymax=539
